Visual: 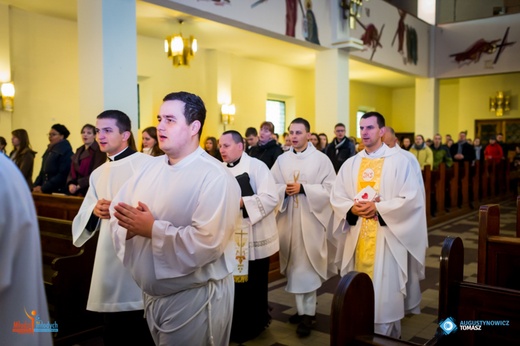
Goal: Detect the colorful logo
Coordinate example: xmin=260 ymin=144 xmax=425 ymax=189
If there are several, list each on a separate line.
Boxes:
xmin=12 ymin=308 xmax=58 ymax=334
xmin=439 ymin=317 xmax=458 ymax=335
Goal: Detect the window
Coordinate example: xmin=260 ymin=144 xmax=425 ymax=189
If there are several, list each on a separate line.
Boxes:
xmin=356 ymin=110 xmax=366 ymax=138
xmin=266 ymin=100 xmax=286 ymax=135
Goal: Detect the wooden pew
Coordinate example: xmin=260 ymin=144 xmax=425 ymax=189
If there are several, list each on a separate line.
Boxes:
xmin=32 ymin=192 xmax=84 ymax=221
xmin=330 ymin=271 xmax=426 ymax=346
xmin=516 ymin=195 xmax=520 ymax=237
xmin=477 ymin=204 xmax=520 ymax=290
xmin=33 ymin=193 xmax=102 ymax=344
xmin=439 ymin=237 xmax=520 ymax=345
xmin=423 ymin=165 xmax=432 ymax=224
xmin=330 ymin=237 xmax=520 ymax=346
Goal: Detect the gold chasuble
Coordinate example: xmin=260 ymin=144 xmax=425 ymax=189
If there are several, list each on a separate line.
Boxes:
xmin=355 ymin=157 xmax=385 ymax=279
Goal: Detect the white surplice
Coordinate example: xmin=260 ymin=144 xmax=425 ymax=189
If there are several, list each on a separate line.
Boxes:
xmin=72 ymin=152 xmax=154 ymax=312
xmin=109 ymin=147 xmax=241 ymax=345
xmin=0 ymin=155 xmax=52 ymax=346
xmin=271 ymin=143 xmax=337 ymax=293
xmin=224 ymin=152 xmax=279 ymax=260
xmin=330 ymin=144 xmax=428 ymax=324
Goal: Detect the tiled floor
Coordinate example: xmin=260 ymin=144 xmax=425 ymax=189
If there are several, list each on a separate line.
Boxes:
xmin=230 ymin=198 xmax=518 ymax=346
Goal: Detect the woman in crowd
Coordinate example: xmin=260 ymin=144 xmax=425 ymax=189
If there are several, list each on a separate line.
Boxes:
xmin=309 ymin=133 xmax=320 ymax=148
xmin=9 ymin=129 xmax=37 ymax=188
xmin=401 ymin=137 xmax=412 ymax=150
xmin=141 ymin=126 xmax=164 ymax=157
xmin=66 ymin=124 xmax=106 ymax=196
xmin=205 ymin=136 xmax=222 ymax=161
xmin=318 ymin=133 xmax=328 ymax=152
xmin=0 ymin=136 xmax=7 ymax=156
xmin=249 ymin=121 xmax=283 ymax=168
xmin=33 ymin=124 xmax=74 ymax=194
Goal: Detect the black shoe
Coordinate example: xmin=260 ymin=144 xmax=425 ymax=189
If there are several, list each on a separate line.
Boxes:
xmin=296 ymin=315 xmax=315 ymax=337
xmin=289 ymin=313 xmax=302 ymax=324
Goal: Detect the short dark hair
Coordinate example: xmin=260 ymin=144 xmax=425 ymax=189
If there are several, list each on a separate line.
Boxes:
xmin=334 ymin=123 xmax=346 ymax=129
xmin=97 ymin=110 xmax=132 ymax=133
xmin=245 ymin=127 xmax=258 ymax=137
xmin=163 ymin=91 xmax=206 ymax=137
xmin=289 ymin=117 xmax=311 ymax=132
xmin=361 ymin=112 xmax=385 ymax=128
xmin=222 ymin=130 xmax=243 ymax=145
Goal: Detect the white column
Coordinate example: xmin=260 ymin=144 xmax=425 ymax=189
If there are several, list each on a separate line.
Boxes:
xmin=415 ymin=77 xmax=439 ymax=138
xmin=315 ymin=49 xmax=350 ymax=136
xmin=77 ymin=0 xmax=138 ymax=136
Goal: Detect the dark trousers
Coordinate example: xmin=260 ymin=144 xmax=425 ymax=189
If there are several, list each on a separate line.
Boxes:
xmin=230 ymin=257 xmax=271 ymax=343
xmin=102 ymin=310 xmax=154 ymax=346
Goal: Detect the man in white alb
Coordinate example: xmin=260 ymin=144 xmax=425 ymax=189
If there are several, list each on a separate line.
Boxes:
xmin=109 ymin=91 xmax=241 ymax=345
xmin=72 ymin=110 xmax=154 ymax=345
xmin=271 ymin=117 xmax=336 ymax=337
xmin=219 ymin=130 xmax=280 ymax=343
xmin=330 ymin=112 xmax=428 ymax=338
xmin=0 ymin=155 xmax=52 ymax=346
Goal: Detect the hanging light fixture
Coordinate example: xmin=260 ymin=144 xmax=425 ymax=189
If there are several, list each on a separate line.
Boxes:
xmin=164 ymin=20 xmax=197 ymax=67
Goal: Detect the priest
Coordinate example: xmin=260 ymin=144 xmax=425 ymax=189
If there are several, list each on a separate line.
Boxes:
xmin=219 ymin=130 xmax=280 ymax=343
xmin=330 ymin=112 xmax=428 ymax=338
xmin=271 ymin=117 xmax=336 ymax=337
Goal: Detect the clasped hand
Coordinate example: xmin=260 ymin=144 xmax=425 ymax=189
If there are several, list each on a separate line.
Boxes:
xmin=351 ymin=200 xmax=378 ymax=219
xmin=114 ymin=201 xmax=154 ymax=239
xmin=285 ymin=182 xmax=301 ymax=196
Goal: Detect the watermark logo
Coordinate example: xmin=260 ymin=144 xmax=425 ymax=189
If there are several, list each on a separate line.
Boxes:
xmin=439 ymin=317 xmax=458 ymax=335
xmin=12 ymin=308 xmax=58 ymax=334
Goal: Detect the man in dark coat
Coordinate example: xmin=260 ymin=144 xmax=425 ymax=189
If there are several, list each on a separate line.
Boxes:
xmin=325 ymin=123 xmax=355 ymax=173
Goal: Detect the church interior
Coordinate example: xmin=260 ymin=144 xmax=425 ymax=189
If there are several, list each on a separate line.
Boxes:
xmin=1 ymin=0 xmax=520 ymax=345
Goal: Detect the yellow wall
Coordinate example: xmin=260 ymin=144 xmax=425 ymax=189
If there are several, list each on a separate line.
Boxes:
xmin=439 ymin=73 xmax=520 ymax=140
xmin=7 ymin=8 xmax=80 ymax=176
xmin=391 ymin=87 xmax=415 ymax=133
xmin=349 ymin=81 xmax=393 ymax=138
xmin=438 ymin=79 xmax=459 ymax=138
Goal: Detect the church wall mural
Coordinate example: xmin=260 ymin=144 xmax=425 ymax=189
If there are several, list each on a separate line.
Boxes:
xmin=156 ymin=0 xmax=518 ymax=79
xmin=341 ymin=0 xmax=430 ymax=77
xmin=435 ymin=13 xmax=520 ymax=78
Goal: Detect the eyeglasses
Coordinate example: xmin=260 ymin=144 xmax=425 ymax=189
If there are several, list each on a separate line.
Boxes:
xmin=48 ymin=132 xmax=59 ymax=137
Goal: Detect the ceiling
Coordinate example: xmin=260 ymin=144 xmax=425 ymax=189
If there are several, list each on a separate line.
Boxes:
xmin=0 ymin=0 xmax=416 ymax=88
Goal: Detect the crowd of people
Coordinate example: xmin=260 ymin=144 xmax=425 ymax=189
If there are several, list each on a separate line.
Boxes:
xmin=7 ymin=91 xmax=518 ymax=346
xmin=399 ymin=131 xmax=513 ymax=172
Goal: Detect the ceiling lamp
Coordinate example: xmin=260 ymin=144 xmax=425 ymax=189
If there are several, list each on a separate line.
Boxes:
xmin=164 ymin=20 xmax=197 ymax=67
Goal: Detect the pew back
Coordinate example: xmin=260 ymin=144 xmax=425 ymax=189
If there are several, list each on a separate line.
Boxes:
xmin=439 ymin=237 xmax=520 ymax=345
xmin=477 ymin=205 xmax=520 ymax=290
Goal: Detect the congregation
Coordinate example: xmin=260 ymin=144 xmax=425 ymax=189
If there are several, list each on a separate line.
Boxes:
xmin=4 ymin=90 xmax=520 ymax=346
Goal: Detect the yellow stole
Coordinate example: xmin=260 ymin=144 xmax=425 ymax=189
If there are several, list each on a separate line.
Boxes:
xmin=355 ymin=157 xmax=385 ymax=279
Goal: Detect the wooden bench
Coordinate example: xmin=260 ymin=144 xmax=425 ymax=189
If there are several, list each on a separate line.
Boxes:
xmin=32 ymin=192 xmax=84 ymax=221
xmin=33 ymin=194 xmax=102 ymax=344
xmin=439 ymin=237 xmax=520 ymax=345
xmin=477 ymin=204 xmax=520 ymax=290
xmin=330 ymin=271 xmax=429 ymax=345
xmin=330 ymin=237 xmax=520 ymax=345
